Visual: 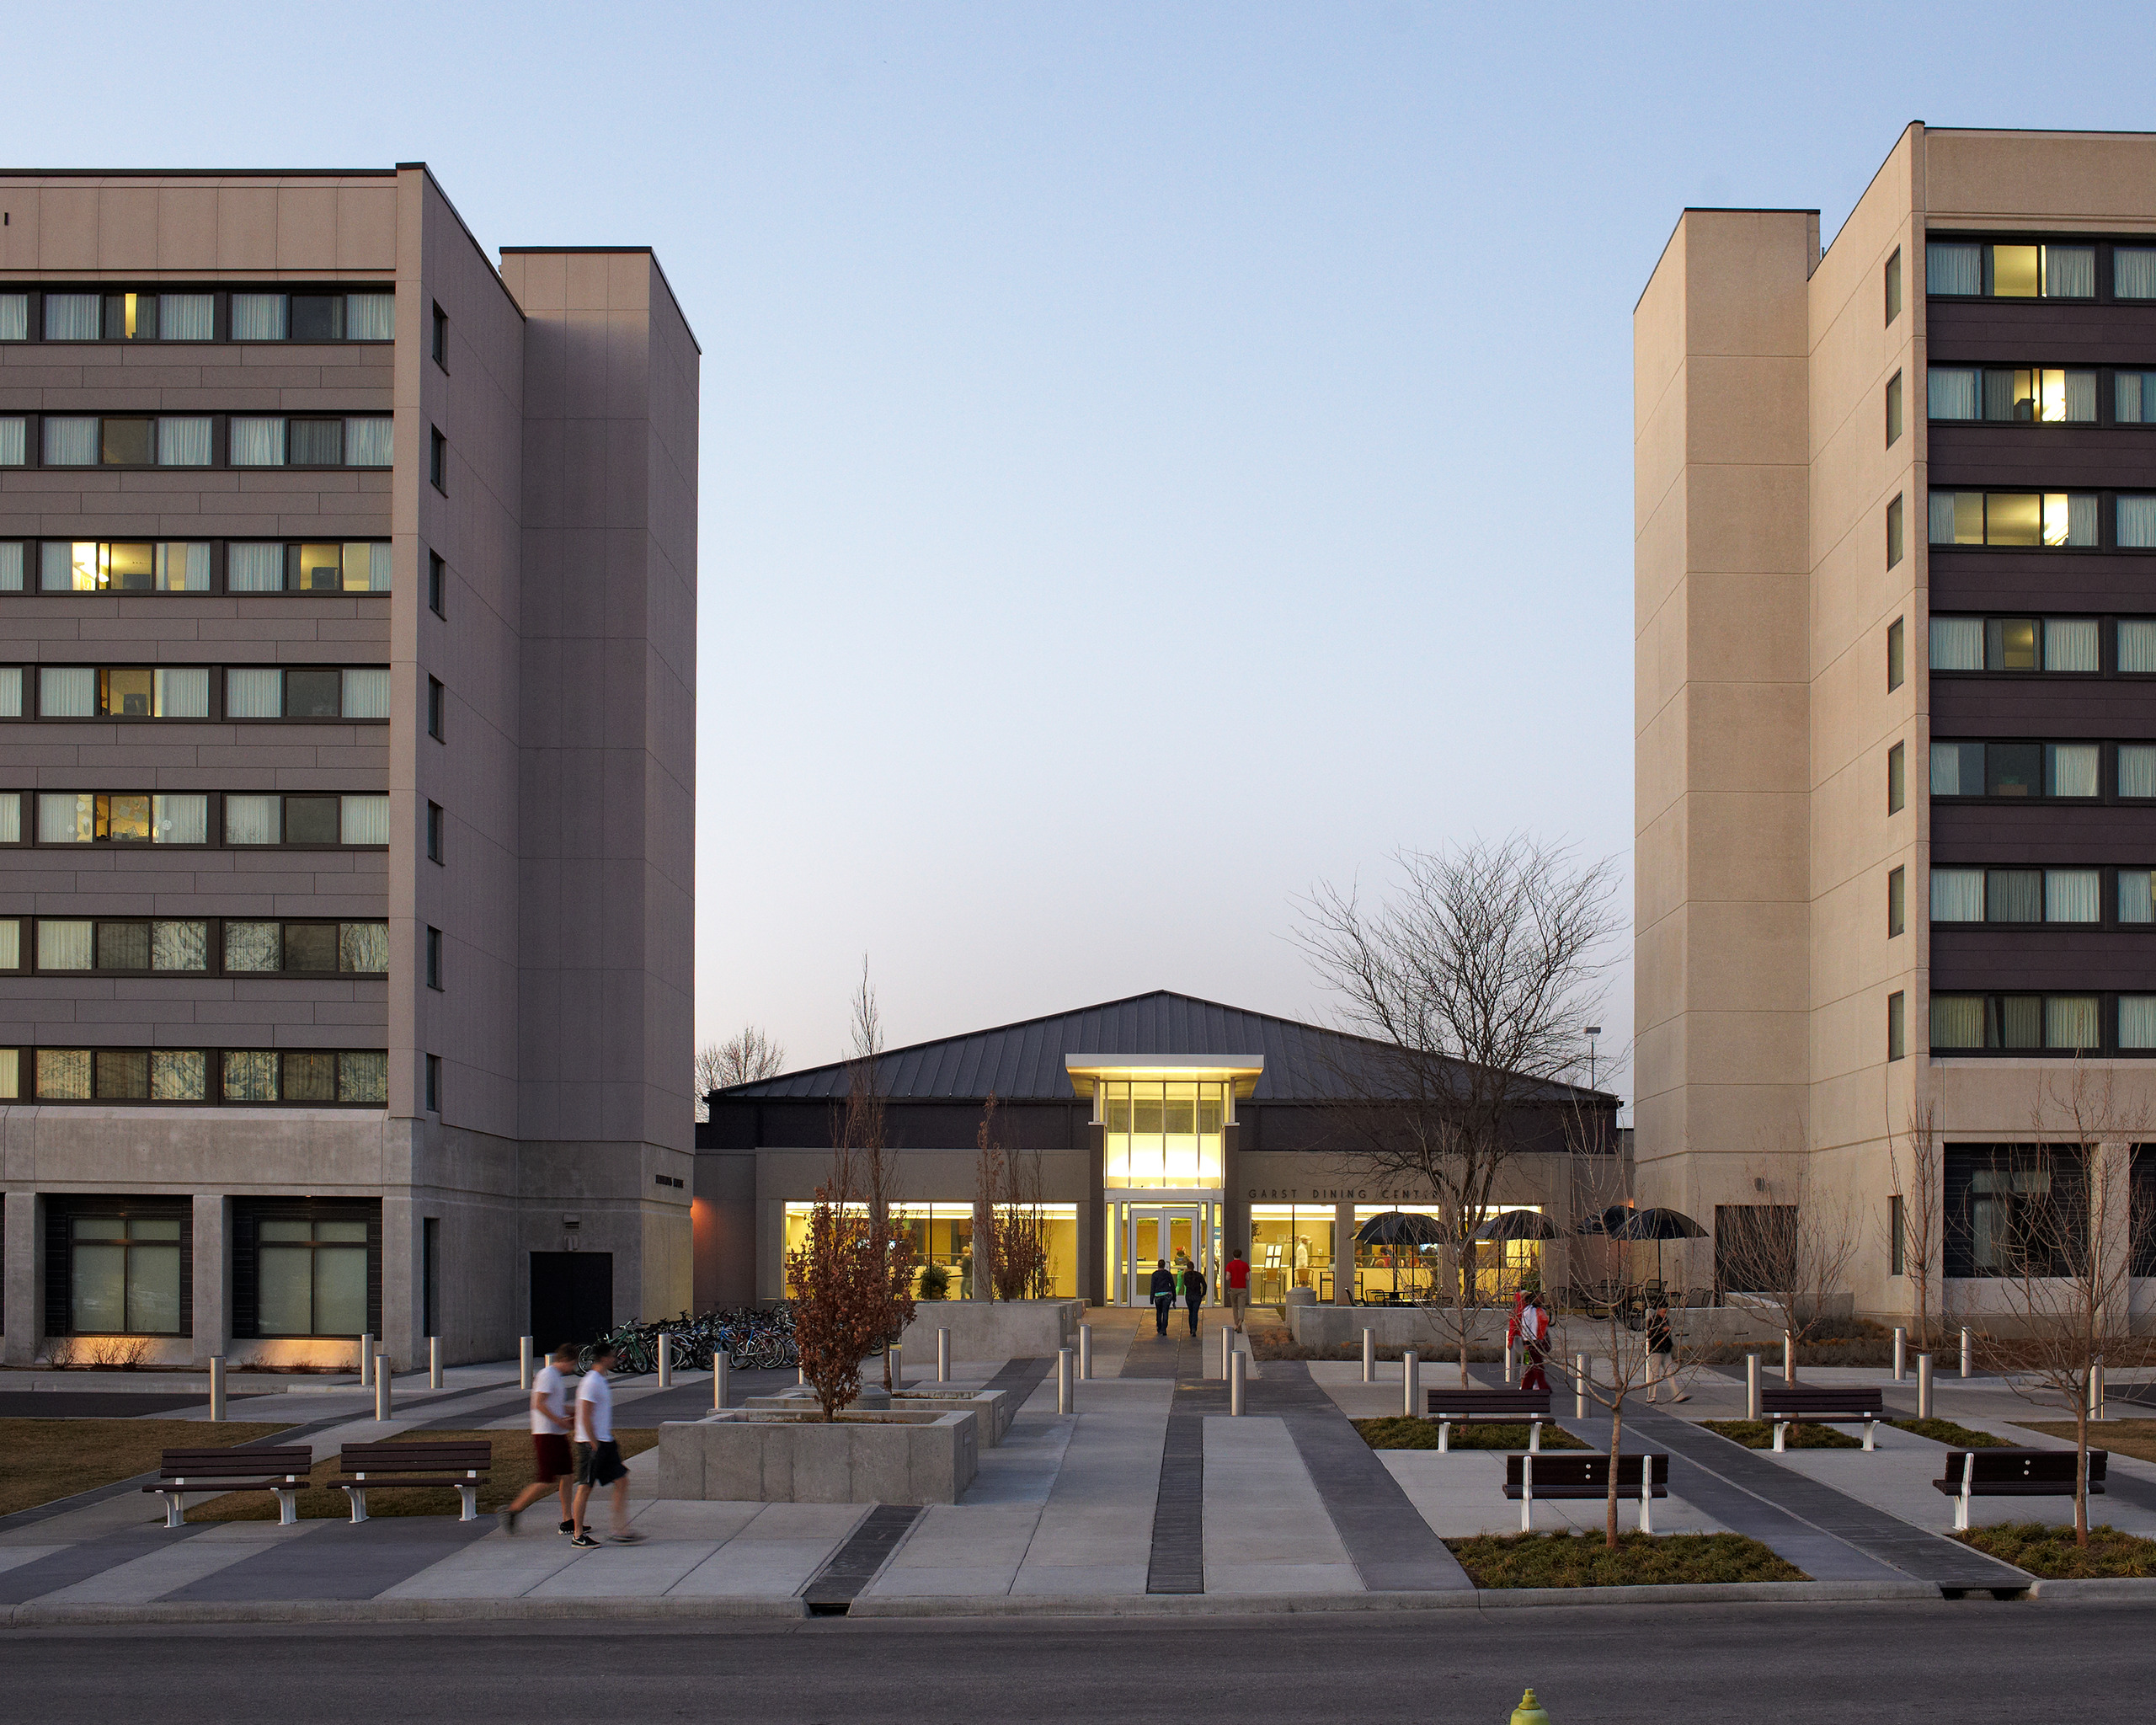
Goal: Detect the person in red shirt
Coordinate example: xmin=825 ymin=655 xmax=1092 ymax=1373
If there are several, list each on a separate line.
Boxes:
xmin=1224 ymin=1248 xmax=1251 ymax=1332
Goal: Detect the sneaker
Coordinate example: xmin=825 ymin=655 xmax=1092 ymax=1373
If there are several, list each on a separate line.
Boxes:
xmin=568 ymin=1532 xmax=600 ymax=1549
xmin=609 ymin=1530 xmax=647 ymax=1545
xmin=558 ymin=1520 xmax=576 ymax=1536
xmin=1670 ymin=1391 xmax=1692 ymax=1403
xmin=496 ymin=1508 xmax=520 ymax=1536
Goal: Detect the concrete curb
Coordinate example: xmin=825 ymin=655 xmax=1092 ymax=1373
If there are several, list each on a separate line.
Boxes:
xmin=2023 ymin=1576 xmax=2156 ymax=1599
xmin=847 ymin=1579 xmax=1944 ymax=1616
xmin=0 ymin=1596 xmax=809 ymax=1630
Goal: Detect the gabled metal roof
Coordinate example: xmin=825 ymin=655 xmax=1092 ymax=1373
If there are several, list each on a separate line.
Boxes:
xmin=710 ymin=989 xmax=1616 ymax=1107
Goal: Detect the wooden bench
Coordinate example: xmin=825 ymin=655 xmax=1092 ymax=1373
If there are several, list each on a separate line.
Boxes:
xmin=334 ymin=1440 xmax=493 ymax=1523
xmin=1424 ymin=1387 xmax=1555 ymax=1453
xmin=1934 ymin=1447 xmax=2108 ymax=1532
xmin=1758 ymin=1384 xmax=1886 ymax=1452
xmin=1503 ymin=1452 xmax=1669 ymax=1534
xmin=144 ymin=1445 xmax=314 ymax=1530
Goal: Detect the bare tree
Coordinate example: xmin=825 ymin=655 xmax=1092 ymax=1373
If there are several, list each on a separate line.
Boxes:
xmin=972 ymin=1094 xmax=1004 ymax=1303
xmin=1294 ymin=836 xmax=1620 ymax=1386
xmin=1714 ymin=1148 xmax=1862 ymax=1377
xmin=1885 ymin=1094 xmax=1945 ymax=1348
xmin=832 ymin=964 xmax=915 ymax=1389
xmin=1973 ymin=1062 xmax=2150 ymax=1546
xmin=696 ymin=1025 xmax=786 ymax=1120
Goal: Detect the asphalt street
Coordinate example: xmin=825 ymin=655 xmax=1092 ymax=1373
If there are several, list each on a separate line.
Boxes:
xmin=8 ymin=1599 xmax=2151 ymax=1722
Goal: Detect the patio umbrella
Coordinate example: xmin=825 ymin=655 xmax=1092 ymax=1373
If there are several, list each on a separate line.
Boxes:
xmin=1354 ymin=1210 xmax=1445 ymax=1246
xmin=1472 ymin=1210 xmax=1561 ymax=1242
xmin=1604 ymin=1206 xmax=1708 ymax=1288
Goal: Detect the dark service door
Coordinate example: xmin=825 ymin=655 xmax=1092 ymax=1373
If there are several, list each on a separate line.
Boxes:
xmin=529 ymin=1252 xmax=613 ymax=1354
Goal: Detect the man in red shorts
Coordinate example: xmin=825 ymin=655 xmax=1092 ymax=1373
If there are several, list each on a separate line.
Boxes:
xmin=497 ymin=1341 xmax=579 ymax=1535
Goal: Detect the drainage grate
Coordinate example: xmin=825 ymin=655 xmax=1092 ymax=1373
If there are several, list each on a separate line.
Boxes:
xmin=800 ymin=1503 xmax=925 ymax=1615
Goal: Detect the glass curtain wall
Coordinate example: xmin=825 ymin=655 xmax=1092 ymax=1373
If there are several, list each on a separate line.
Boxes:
xmin=781 ymin=1200 xmax=1076 ymax=1299
xmin=1098 ymin=1079 xmax=1229 ymax=1188
xmin=1246 ymin=1204 xmax=1336 ymax=1302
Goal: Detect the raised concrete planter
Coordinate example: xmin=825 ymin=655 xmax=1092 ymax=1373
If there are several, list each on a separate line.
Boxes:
xmin=1287 ymin=1301 xmax=1784 ymax=1353
xmin=746 ymin=1384 xmax=1017 ymax=1445
xmin=899 ymin=1298 xmax=1081 ymax=1359
xmin=657 ymin=1409 xmax=979 ymax=1504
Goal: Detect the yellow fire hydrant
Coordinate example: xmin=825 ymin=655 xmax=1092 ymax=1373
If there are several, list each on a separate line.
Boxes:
xmin=1509 ymin=1689 xmax=1551 ymax=1725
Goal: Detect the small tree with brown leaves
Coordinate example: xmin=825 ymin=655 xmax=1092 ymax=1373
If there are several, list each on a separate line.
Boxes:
xmin=785 ymin=1148 xmax=889 ymax=1421
xmin=834 ymin=964 xmax=915 ymax=1387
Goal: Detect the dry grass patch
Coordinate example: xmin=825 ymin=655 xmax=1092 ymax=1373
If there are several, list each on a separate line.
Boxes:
xmin=1702 ymin=1419 xmax=1863 ymax=1450
xmin=0 ymin=1418 xmax=294 ymax=1519
xmin=1445 ymin=1530 xmax=1805 ymax=1588
xmin=1956 ymin=1521 xmax=2156 ymax=1579
xmin=2014 ymin=1420 xmax=2156 ymax=1467
xmin=184 ymin=1428 xmax=659 ymax=1522
xmin=1890 ymin=1418 xmax=2009 ymax=1448
xmin=1354 ymin=1416 xmax=1588 ymax=1452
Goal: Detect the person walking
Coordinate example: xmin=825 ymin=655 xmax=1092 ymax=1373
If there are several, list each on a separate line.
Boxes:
xmin=1645 ymin=1297 xmax=1688 ymax=1402
xmin=1181 ymin=1262 xmax=1207 ymax=1337
xmin=1516 ymin=1290 xmax=1550 ymax=1395
xmin=1224 ymin=1247 xmax=1251 ymax=1332
xmin=1148 ymin=1259 xmax=1176 ymax=1337
xmin=497 ymin=1341 xmax=579 ymax=1535
xmin=569 ymin=1340 xmax=644 ymax=1546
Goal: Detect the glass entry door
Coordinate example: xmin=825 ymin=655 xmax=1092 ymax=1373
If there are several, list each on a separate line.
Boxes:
xmin=1121 ymin=1204 xmax=1206 ymax=1306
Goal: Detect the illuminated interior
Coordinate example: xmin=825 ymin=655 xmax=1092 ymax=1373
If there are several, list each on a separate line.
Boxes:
xmin=1094 ymin=1079 xmax=1230 ymax=1188
xmin=780 ymin=1199 xmax=1075 ymax=1298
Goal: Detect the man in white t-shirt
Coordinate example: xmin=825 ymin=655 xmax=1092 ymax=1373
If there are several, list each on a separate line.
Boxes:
xmin=570 ymin=1340 xmax=641 ymax=1547
xmin=497 ymin=1342 xmax=579 ymax=1536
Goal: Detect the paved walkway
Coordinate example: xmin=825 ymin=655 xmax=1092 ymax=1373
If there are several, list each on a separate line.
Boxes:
xmin=6 ymin=1314 xmax=2155 ymax=1616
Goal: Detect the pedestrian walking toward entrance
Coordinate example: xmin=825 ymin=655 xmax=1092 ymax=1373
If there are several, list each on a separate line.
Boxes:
xmin=1181 ymin=1263 xmax=1207 ymax=1337
xmin=1150 ymin=1259 xmax=1176 ymax=1336
xmin=497 ymin=1341 xmax=579 ymax=1535
xmin=1516 ymin=1290 xmax=1550 ymax=1395
xmin=570 ymin=1341 xmax=643 ymax=1546
xmin=1645 ymin=1297 xmax=1688 ymax=1402
xmin=1225 ymin=1248 xmax=1251 ymax=1332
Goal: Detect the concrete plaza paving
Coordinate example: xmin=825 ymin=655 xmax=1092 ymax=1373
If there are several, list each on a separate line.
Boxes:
xmin=3 ymin=1311 xmax=2154 ymax=1618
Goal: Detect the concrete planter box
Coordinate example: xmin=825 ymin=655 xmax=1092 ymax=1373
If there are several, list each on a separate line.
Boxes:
xmin=899 ymin=1298 xmax=1081 ymax=1359
xmin=657 ymin=1409 xmax=979 ymax=1504
xmin=1288 ymin=1302 xmax=1783 ymax=1353
xmin=747 ymin=1384 xmax=1017 ymax=1445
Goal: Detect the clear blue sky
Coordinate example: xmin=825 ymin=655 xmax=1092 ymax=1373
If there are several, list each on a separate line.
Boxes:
xmin=19 ymin=3 xmax=2155 ymax=1095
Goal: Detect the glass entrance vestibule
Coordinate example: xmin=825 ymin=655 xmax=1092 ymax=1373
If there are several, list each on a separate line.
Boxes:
xmin=1109 ymin=1198 xmax=1221 ymax=1306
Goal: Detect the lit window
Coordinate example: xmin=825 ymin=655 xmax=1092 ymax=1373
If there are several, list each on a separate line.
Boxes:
xmin=1928 ymin=241 xmax=2094 ymax=298
xmin=1928 ymin=490 xmax=2096 ymax=548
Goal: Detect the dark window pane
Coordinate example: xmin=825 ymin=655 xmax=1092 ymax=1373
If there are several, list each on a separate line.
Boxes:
xmin=100 ymin=419 xmax=154 ymax=465
xmin=283 ymin=1051 xmax=338 ymax=1101
xmin=1987 ymin=871 xmax=2041 ymax=923
xmin=283 ymin=670 xmax=341 ymax=718
xmin=282 ymin=797 xmax=339 ymax=845
xmin=1986 ymin=743 xmax=2043 ymax=797
xmin=95 ymin=922 xmax=151 ymax=970
xmin=283 ymin=924 xmax=338 ymax=972
xmin=93 ymin=1049 xmax=149 ymax=1098
xmin=287 ymin=420 xmax=343 ymax=466
xmin=289 ymin=295 xmax=344 ymax=341
xmin=1993 ymin=996 xmax=2044 ymax=1049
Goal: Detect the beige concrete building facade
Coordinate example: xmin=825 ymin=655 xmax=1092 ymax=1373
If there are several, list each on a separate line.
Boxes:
xmin=1636 ymin=125 xmax=2156 ymax=1322
xmin=0 ymin=168 xmax=696 ymax=1367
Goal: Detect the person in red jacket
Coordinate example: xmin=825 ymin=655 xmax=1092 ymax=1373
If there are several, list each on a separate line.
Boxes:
xmin=1224 ymin=1248 xmax=1251 ymax=1332
xmin=1516 ymin=1290 xmax=1551 ymax=1395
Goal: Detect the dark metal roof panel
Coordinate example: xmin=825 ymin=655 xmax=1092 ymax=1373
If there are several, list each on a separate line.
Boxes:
xmin=712 ymin=989 xmax=1618 ymax=1108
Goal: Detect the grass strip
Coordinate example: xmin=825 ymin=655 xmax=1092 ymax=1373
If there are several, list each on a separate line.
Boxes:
xmin=1889 ymin=1418 xmax=2009 ymax=1448
xmin=0 ymin=1418 xmax=295 ymax=1519
xmin=1701 ymin=1418 xmax=1862 ymax=1450
xmin=1354 ymin=1416 xmax=1588 ymax=1452
xmin=185 ymin=1428 xmax=659 ymax=1522
xmin=2014 ymin=1420 xmax=2156 ymax=1467
xmin=1444 ymin=1530 xmax=1806 ymax=1588
xmin=1956 ymin=1521 xmax=2156 ymax=1579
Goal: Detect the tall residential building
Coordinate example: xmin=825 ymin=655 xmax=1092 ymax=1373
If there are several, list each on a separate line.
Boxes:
xmin=0 ymin=168 xmax=697 ymax=1367
xmin=1636 ymin=125 xmax=2156 ymax=1317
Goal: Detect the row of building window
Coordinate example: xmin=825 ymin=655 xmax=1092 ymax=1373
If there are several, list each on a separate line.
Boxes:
xmin=0 ymin=665 xmax=388 ymax=723
xmin=0 ymin=917 xmax=387 ymax=976
xmin=0 ymin=792 xmax=388 ymax=847
xmin=0 ymin=540 xmax=392 ymax=595
xmin=1925 ymin=615 xmax=2156 ymax=676
xmin=0 ymin=414 xmax=392 ymax=470
xmin=1928 ymin=866 xmax=2156 ymax=927
xmin=1924 ymin=366 xmax=2156 ymax=426
xmin=1928 ymin=992 xmax=2156 ymax=1053
xmin=1930 ymin=740 xmax=2156 ymax=800
xmin=0 ymin=290 xmax=393 ymax=344
xmin=0 ymin=1046 xmax=388 ymax=1103
xmin=1924 ymin=239 xmax=2156 ymax=301
xmin=1882 ymin=489 xmax=2156 ymax=554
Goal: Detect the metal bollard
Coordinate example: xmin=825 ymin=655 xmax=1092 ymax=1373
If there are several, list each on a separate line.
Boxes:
xmin=1783 ymin=1331 xmax=1795 ymax=1383
xmin=889 ymin=1343 xmax=903 ymax=1389
xmin=375 ymin=1352 xmax=392 ymax=1421
xmin=209 ymin=1354 xmax=227 ymax=1423
xmin=1574 ymin=1353 xmax=1588 ymax=1418
xmin=2090 ymin=1362 xmax=2105 ymax=1421
xmin=1745 ymin=1353 xmax=1762 ymax=1421
xmin=519 ymin=1335 xmax=533 ymax=1391
xmin=1362 ymin=1328 xmax=1375 ymax=1384
xmin=937 ymin=1327 xmax=951 ymax=1383
xmin=1505 ymin=1342 xmax=1515 ymax=1386
xmin=1961 ymin=1327 xmax=1973 ymax=1379
xmin=429 ymin=1335 xmax=443 ymax=1390
xmin=358 ymin=1332 xmax=373 ymax=1389
xmin=1402 ymin=1349 xmax=1419 ymax=1418
xmin=1893 ymin=1327 xmax=1906 ymax=1381
xmin=712 ymin=1352 xmax=730 ymax=1411
xmin=1079 ymin=1324 xmax=1092 ymax=1381
xmin=1917 ymin=1353 xmax=1933 ymax=1419
xmin=1056 ymin=1348 xmax=1074 ymax=1415
xmin=798 ymin=1364 xmax=806 ymax=1385
xmin=657 ymin=1332 xmax=673 ymax=1389
xmin=1230 ymin=1349 xmax=1246 ymax=1416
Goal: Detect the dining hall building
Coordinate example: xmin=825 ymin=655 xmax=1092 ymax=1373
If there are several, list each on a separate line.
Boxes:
xmin=693 ymin=990 xmax=1620 ymax=1310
